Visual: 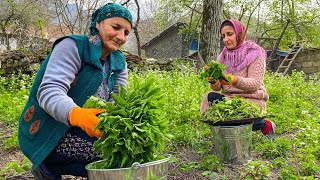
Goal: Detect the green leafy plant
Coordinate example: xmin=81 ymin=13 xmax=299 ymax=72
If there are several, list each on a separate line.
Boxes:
xmin=127 ymin=69 xmax=211 ymax=149
xmin=3 ymin=130 xmax=18 ymax=151
xmin=178 ymin=161 xmax=200 ymax=172
xmin=297 ymin=154 xmax=320 ymax=176
xmin=201 ymin=96 xmax=264 ymax=123
xmin=0 ymin=157 xmax=30 ymax=178
xmin=257 ymin=137 xmax=291 ymax=159
xmin=200 ymin=155 xmax=224 ymax=172
xmin=271 ymin=157 xmax=287 ymax=168
xmin=84 ymin=77 xmax=169 ymax=169
xmin=280 ymin=166 xmax=300 ymax=180
xmin=1 ymin=66 xmax=320 ymax=179
xmin=170 ymin=123 xmax=212 ymax=151
xmin=200 ymin=61 xmax=229 ymax=82
xmin=240 ymin=160 xmax=270 ymax=180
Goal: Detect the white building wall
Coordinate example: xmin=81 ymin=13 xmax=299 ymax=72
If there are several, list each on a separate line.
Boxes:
xmin=0 ymin=36 xmax=18 ymax=51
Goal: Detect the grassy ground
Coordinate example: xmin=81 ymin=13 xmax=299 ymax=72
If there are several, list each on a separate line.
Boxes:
xmin=0 ymin=70 xmax=320 ymax=179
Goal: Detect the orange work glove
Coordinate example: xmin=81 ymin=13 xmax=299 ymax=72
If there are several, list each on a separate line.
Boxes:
xmin=220 ymin=74 xmax=237 ymax=85
xmin=206 ymin=77 xmax=220 ymax=87
xmin=68 ymin=106 xmax=105 ymax=138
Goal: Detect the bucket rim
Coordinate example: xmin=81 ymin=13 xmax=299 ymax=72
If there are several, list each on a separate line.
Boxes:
xmin=210 ymin=123 xmax=253 ymax=129
xmin=85 ymin=154 xmax=171 ymax=171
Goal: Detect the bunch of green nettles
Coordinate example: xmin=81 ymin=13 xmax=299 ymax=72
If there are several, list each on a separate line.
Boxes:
xmin=83 ymin=77 xmax=169 ymax=169
xmin=202 ymin=96 xmax=264 ymax=123
xmin=200 ymin=60 xmax=230 ymax=82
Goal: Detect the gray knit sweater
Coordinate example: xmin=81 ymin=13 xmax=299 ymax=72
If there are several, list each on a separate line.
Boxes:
xmin=37 ymin=38 xmax=128 ymax=126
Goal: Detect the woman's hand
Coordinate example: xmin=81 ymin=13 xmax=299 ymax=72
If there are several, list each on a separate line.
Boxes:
xmin=206 ymin=77 xmax=220 ymax=87
xmin=68 ymin=107 xmax=105 ymax=138
xmin=220 ymin=74 xmax=237 ymax=85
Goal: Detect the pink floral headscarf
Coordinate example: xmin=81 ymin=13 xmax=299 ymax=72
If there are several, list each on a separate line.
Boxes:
xmin=218 ymin=19 xmax=267 ymax=73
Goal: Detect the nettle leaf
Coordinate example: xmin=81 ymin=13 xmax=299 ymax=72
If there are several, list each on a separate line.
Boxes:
xmin=135 ymin=126 xmax=146 ymax=132
xmin=111 ymin=92 xmax=128 ymax=107
xmin=120 ymin=154 xmax=129 ymax=167
xmin=109 ymin=108 xmax=127 ymax=117
xmin=124 ymin=138 xmax=132 ymax=153
xmin=118 ymin=85 xmax=127 ymax=99
xmin=200 ymin=60 xmax=227 ymax=82
xmin=131 ymin=132 xmax=139 ymax=138
xmin=202 ymin=96 xmax=264 ymax=123
xmin=83 ymin=77 xmax=169 ymax=169
xmin=121 ymin=118 xmax=133 ymax=131
xmin=83 ymin=96 xmax=108 ymax=109
xmin=143 ymin=87 xmax=161 ymax=99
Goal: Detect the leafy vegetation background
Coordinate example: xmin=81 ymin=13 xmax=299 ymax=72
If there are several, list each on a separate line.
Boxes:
xmin=0 ymin=68 xmax=319 ymax=179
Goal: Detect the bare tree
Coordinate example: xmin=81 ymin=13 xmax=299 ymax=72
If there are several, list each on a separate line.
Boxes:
xmin=199 ymin=0 xmax=223 ymax=65
xmin=131 ymin=0 xmax=142 ymax=56
xmin=53 ymin=0 xmax=100 ymax=35
xmin=245 ymin=0 xmax=265 ymax=31
xmin=0 ymin=0 xmax=48 ymax=50
xmin=0 ymin=0 xmax=17 ymax=50
xmin=121 ymin=0 xmax=143 ymax=56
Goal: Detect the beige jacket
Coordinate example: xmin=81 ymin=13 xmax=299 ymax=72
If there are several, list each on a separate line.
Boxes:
xmin=200 ymin=55 xmax=269 ymax=114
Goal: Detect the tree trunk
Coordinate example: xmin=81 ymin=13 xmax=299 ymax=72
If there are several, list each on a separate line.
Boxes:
xmin=199 ymin=0 xmax=223 ymax=65
xmin=133 ymin=0 xmax=142 ymax=57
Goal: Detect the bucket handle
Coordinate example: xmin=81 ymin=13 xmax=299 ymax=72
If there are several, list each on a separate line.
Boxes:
xmin=130 ymin=154 xmax=172 ymax=170
xmin=131 ymin=162 xmax=142 ymax=170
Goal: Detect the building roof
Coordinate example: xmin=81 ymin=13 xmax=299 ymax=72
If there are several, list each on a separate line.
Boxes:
xmin=141 ymin=22 xmax=185 ymax=49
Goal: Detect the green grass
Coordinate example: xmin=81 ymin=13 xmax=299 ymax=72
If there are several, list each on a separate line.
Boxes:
xmin=0 ymin=69 xmax=319 ymax=179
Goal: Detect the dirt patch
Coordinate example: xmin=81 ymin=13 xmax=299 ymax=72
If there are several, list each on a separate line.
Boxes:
xmin=167 ymin=145 xmax=209 ymax=180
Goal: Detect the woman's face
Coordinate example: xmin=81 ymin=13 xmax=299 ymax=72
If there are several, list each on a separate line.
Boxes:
xmin=221 ymin=25 xmax=237 ymax=50
xmin=96 ymin=17 xmax=131 ymax=54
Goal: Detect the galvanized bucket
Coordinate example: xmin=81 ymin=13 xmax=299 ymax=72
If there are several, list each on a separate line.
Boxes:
xmin=210 ymin=123 xmax=252 ymax=165
xmin=85 ymin=154 xmax=171 ymax=180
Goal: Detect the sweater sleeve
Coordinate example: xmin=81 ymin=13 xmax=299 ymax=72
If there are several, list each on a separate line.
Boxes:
xmin=233 ymin=55 xmax=266 ymax=92
xmin=112 ymin=63 xmax=128 ymax=95
xmin=37 ymin=38 xmax=81 ymax=126
xmin=209 ymin=82 xmax=221 ymax=91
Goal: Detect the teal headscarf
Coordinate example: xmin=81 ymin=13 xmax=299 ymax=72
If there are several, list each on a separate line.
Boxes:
xmin=90 ymin=3 xmax=133 ymax=36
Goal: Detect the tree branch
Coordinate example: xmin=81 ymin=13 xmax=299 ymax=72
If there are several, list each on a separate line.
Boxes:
xmin=133 ymin=0 xmax=141 ymax=56
xmin=121 ymin=0 xmax=131 ymax=6
xmin=245 ymin=0 xmax=265 ymax=31
xmin=184 ymin=4 xmax=201 ymax=14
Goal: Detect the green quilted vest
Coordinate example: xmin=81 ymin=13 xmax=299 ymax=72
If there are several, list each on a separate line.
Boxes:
xmin=18 ymin=34 xmax=126 ymax=170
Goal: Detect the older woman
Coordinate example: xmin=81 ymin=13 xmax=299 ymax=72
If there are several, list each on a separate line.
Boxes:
xmin=18 ymin=3 xmax=132 ymax=179
xmin=200 ymin=19 xmax=276 ymax=135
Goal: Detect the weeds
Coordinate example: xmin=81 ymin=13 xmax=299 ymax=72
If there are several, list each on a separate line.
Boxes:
xmin=0 ymin=69 xmax=319 ymax=179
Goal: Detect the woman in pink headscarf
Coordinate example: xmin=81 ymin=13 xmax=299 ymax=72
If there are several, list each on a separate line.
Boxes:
xmin=200 ymin=19 xmax=276 ymax=135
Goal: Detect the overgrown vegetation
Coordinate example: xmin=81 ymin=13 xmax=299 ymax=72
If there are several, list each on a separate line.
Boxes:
xmin=202 ymin=96 xmax=264 ymax=123
xmin=84 ymin=77 xmax=169 ymax=169
xmin=0 ymin=69 xmax=320 ymax=179
xmin=200 ymin=60 xmax=228 ymax=83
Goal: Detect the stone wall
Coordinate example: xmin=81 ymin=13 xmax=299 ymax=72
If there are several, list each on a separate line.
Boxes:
xmin=0 ymin=50 xmax=48 ymax=76
xmin=0 ymin=49 xmax=195 ymax=77
xmin=291 ymin=48 xmax=320 ymax=78
xmin=4 ymin=47 xmax=318 ymax=77
xmin=267 ymin=48 xmax=320 ymax=78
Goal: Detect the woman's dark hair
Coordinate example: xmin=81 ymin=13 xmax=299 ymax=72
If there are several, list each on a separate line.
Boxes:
xmin=220 ymin=21 xmax=234 ymax=30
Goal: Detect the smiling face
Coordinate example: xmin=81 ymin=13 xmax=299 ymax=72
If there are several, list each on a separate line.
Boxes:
xmin=221 ymin=25 xmax=237 ymax=50
xmin=96 ymin=17 xmax=131 ymax=57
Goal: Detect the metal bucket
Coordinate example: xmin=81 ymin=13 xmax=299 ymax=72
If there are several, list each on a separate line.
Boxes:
xmin=210 ymin=123 xmax=252 ymax=165
xmin=85 ymin=154 xmax=171 ymax=180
